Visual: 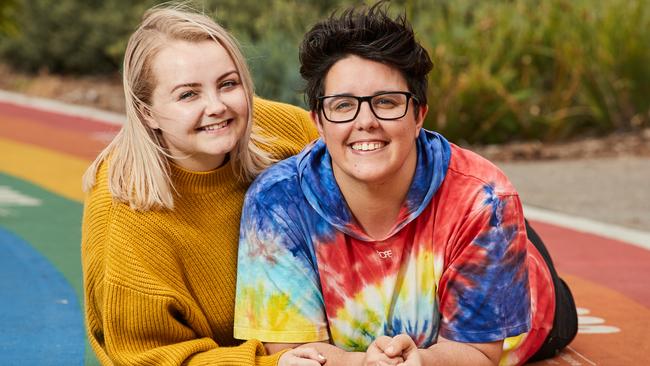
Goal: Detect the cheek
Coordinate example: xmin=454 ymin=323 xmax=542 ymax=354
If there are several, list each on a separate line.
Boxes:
xmin=159 ymin=105 xmax=199 ymax=127
xmin=224 ymin=88 xmax=248 ymax=113
xmin=395 ymin=124 xmax=418 ymax=141
xmin=321 ymin=125 xmax=348 ymax=145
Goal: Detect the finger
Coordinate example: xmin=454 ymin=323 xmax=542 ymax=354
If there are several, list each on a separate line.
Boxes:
xmin=289 ymin=348 xmax=327 ymax=364
xmin=378 ymin=357 xmax=404 ymax=366
xmin=373 ymin=335 xmax=394 ymax=352
xmin=286 ymin=357 xmax=324 ymax=366
xmin=377 ymin=360 xmax=403 ymax=366
xmin=385 ymin=334 xmax=416 ymax=357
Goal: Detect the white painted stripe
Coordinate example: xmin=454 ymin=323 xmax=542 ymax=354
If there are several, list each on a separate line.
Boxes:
xmin=0 ymin=186 xmax=42 ymax=206
xmin=566 ymin=345 xmax=597 ymax=366
xmin=524 ymin=205 xmax=650 ymax=251
xmin=0 ymin=89 xmax=125 ymax=126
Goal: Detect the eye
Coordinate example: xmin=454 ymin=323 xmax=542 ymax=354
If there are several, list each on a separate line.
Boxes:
xmin=220 ymin=79 xmax=240 ymax=90
xmin=330 ymin=98 xmax=356 ymax=112
xmin=178 ymin=90 xmax=196 ymax=101
xmin=373 ymin=96 xmax=400 ymax=109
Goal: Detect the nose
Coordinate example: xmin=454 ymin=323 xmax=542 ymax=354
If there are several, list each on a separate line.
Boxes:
xmin=205 ymin=91 xmax=227 ymax=117
xmin=354 ymin=100 xmax=379 ymax=130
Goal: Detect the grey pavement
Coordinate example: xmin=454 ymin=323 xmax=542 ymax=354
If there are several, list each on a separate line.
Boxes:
xmin=495 ymin=157 xmax=650 ymax=232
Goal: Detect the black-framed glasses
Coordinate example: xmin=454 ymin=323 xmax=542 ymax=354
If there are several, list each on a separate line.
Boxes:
xmin=317 ymin=91 xmax=419 ymax=123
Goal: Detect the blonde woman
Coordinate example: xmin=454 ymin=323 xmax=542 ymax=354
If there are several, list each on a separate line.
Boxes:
xmin=81 ymin=5 xmax=324 ymax=365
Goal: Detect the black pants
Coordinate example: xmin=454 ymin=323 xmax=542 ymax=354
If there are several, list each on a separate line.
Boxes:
xmin=525 ymin=220 xmax=578 ymax=362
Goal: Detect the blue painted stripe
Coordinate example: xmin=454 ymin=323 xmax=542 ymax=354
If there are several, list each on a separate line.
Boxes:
xmin=0 ymin=227 xmax=84 ymax=365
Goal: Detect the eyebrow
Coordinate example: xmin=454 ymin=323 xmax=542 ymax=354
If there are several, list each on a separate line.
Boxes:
xmin=325 ymin=90 xmax=396 ymax=97
xmin=171 ymin=83 xmax=200 ymax=93
xmin=170 ymin=70 xmax=239 ymax=93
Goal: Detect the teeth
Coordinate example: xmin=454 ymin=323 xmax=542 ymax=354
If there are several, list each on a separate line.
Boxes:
xmin=351 ymin=142 xmax=385 ymax=151
xmin=201 ymin=120 xmax=228 ymax=131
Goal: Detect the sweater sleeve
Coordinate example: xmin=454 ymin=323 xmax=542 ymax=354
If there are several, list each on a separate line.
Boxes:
xmin=82 ymin=185 xmax=283 ymax=366
xmin=252 ymin=97 xmax=319 ymax=159
xmin=95 ymin=281 xmax=282 ymax=366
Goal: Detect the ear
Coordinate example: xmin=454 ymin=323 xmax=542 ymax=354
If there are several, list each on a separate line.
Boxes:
xmin=414 ymin=104 xmax=428 ymax=138
xmin=310 ymin=110 xmax=325 ymax=138
xmin=140 ymin=104 xmax=160 ymax=130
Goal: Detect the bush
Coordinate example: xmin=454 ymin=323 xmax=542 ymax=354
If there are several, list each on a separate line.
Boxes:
xmin=0 ymin=0 xmax=18 ymax=35
xmin=0 ymin=0 xmax=158 ymax=74
xmin=413 ymin=0 xmax=650 ymax=144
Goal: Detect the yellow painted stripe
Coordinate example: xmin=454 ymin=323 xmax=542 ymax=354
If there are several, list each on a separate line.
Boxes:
xmin=0 ymin=138 xmax=90 ymax=203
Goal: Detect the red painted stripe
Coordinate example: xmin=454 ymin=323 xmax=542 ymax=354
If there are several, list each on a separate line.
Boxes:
xmin=530 ymin=220 xmax=650 ymax=307
xmin=0 ymin=114 xmax=111 ymax=160
xmin=0 ymin=100 xmax=121 ymax=135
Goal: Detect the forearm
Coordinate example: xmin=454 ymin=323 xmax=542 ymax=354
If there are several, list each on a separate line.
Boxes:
xmin=301 ymin=343 xmax=366 ymax=366
xmin=417 ymin=340 xmax=501 ymax=366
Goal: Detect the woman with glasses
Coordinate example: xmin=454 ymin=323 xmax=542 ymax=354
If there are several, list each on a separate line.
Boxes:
xmin=234 ymin=2 xmax=577 ymax=365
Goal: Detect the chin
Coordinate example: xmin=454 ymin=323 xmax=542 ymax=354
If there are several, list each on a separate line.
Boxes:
xmin=351 ymin=171 xmax=393 ymax=184
xmin=209 ymin=139 xmax=239 ymax=155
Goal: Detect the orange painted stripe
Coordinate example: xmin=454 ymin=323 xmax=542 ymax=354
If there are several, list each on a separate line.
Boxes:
xmin=529 ymin=274 xmax=650 ymax=365
xmin=0 ymin=100 xmax=120 ymax=134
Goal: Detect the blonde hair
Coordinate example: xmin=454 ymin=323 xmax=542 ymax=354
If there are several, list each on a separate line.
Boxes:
xmin=82 ymin=4 xmax=273 ymax=210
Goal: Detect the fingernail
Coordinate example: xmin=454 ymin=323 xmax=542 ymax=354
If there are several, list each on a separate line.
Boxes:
xmin=386 ymin=346 xmax=394 ymax=354
xmin=318 ymin=353 xmax=326 ymax=360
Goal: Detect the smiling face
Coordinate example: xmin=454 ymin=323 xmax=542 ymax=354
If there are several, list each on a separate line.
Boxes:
xmin=147 ymin=39 xmax=248 ymax=171
xmin=314 ymin=55 xmax=426 ymax=188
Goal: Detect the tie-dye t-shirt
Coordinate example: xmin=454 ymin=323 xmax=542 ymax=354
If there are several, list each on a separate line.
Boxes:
xmin=234 ymin=130 xmax=554 ymax=365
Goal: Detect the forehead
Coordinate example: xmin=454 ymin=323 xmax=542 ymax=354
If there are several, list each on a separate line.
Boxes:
xmin=324 ymin=55 xmax=407 ymax=95
xmin=151 ymin=39 xmax=235 ymax=85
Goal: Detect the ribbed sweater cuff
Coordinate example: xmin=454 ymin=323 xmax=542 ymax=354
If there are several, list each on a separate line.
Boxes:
xmin=257 ymin=348 xmax=288 ymax=366
xmin=188 ymin=339 xmax=282 ymax=366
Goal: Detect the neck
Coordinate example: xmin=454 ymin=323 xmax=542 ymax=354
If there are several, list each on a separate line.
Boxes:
xmin=335 ymin=150 xmax=417 ymax=240
xmin=172 ymin=153 xmax=227 ymax=172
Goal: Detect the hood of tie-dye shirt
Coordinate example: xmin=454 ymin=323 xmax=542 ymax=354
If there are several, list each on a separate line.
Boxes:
xmin=296 ymin=129 xmax=451 ymax=241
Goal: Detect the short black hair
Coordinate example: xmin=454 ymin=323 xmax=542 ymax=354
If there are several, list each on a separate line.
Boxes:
xmin=299 ymin=0 xmax=433 ymax=112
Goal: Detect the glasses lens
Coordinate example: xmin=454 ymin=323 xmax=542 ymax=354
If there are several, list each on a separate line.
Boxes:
xmin=322 ymin=96 xmax=359 ymax=122
xmin=371 ymin=93 xmax=408 ymax=119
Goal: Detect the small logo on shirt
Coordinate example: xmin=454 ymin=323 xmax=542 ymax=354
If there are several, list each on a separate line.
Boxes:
xmin=377 ymin=250 xmax=393 ymax=259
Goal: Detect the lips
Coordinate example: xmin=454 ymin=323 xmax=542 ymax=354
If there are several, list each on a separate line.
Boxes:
xmin=197 ymin=119 xmax=230 ymax=131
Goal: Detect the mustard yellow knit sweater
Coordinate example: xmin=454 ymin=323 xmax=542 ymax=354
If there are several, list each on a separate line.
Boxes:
xmin=82 ymin=98 xmax=319 ymax=365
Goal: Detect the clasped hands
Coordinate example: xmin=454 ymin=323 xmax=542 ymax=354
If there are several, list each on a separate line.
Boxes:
xmin=363 ymin=334 xmax=422 ymax=366
xmin=278 ymin=334 xmax=422 ymax=366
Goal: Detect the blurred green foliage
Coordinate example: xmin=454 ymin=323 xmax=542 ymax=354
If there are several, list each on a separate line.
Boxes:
xmin=412 ymin=0 xmax=650 ymax=143
xmin=0 ymin=0 xmax=18 ymax=35
xmin=0 ymin=0 xmax=648 ymax=143
xmin=0 ymin=0 xmax=159 ymax=73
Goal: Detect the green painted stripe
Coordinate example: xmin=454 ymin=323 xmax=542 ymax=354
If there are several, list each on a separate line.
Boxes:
xmin=0 ymin=172 xmax=99 ymax=364
xmin=0 ymin=173 xmax=83 ymax=297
